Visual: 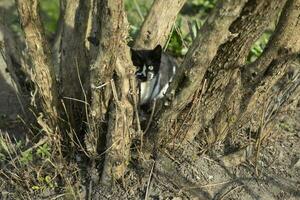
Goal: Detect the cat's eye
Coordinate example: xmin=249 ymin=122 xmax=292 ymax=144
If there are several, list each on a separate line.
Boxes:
xmin=148 ymin=65 xmax=154 ymax=70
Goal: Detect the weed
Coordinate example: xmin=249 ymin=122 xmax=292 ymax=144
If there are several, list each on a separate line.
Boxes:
xmin=36 ymin=143 xmax=51 ymax=159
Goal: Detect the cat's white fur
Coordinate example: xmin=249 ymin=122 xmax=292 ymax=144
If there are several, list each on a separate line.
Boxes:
xmin=139 ymin=65 xmax=176 ymax=104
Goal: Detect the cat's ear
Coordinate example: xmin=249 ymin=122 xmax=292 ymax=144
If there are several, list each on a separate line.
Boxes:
xmin=130 ymin=48 xmax=142 ymax=66
xmin=152 ymin=45 xmax=162 ymax=61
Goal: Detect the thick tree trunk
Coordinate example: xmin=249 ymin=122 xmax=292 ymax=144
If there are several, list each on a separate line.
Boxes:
xmin=149 ymin=0 xmax=299 ymax=149
xmin=86 ymin=0 xmax=136 ymax=185
xmin=152 ymin=0 xmax=249 ymax=145
xmin=58 ymin=0 xmax=90 ymax=134
xmin=15 ymin=0 xmax=59 ymax=131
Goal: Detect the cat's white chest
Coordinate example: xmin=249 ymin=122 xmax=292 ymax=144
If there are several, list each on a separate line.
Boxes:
xmin=139 ymin=77 xmax=157 ymax=105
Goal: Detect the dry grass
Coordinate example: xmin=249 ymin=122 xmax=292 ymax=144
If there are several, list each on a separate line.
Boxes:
xmin=0 ymin=123 xmax=85 ymax=199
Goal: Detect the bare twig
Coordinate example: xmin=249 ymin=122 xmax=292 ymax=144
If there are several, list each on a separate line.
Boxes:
xmin=145 ymin=160 xmax=156 ymax=200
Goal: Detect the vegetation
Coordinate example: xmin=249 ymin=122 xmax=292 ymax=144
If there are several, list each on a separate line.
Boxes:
xmin=39 ymin=0 xmax=268 ymax=57
xmin=1 ymin=0 xmax=299 ymax=199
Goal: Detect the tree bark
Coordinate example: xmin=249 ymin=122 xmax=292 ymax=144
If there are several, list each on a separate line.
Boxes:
xmin=0 ymin=24 xmax=27 ymax=120
xmin=234 ymin=0 xmax=300 ymax=138
xmin=85 ymin=0 xmax=136 ymax=185
xmin=15 ymin=0 xmax=59 ymax=130
xmin=59 ymin=0 xmax=90 ymax=134
xmin=152 ymin=0 xmax=299 ymax=148
xmin=134 ymin=0 xmax=186 ymax=49
xmin=196 ymin=0 xmax=288 ymax=143
xmin=0 ymin=23 xmax=23 ymax=94
xmin=152 ymin=0 xmax=249 ymax=145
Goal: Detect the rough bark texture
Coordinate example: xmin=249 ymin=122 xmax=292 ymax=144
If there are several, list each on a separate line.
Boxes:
xmin=153 ymin=0 xmax=249 ymax=145
xmin=134 ymin=0 xmax=186 ymax=49
xmin=88 ymin=1 xmax=117 ymax=136
xmin=15 ymin=0 xmax=59 ymax=130
xmin=101 ymin=55 xmax=135 ymax=184
xmin=196 ymin=0 xmax=289 ymax=143
xmin=86 ymin=0 xmax=136 ymax=184
xmin=152 ymin=0 xmax=299 ymax=148
xmin=235 ymin=0 xmax=300 ymax=136
xmin=59 ymin=0 xmax=90 ymax=133
xmin=245 ymin=0 xmax=300 ymax=84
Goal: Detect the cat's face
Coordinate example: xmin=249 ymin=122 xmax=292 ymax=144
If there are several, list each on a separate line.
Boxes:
xmin=130 ymin=45 xmax=162 ymax=82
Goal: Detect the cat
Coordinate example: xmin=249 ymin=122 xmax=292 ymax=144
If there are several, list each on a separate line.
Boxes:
xmin=130 ymin=45 xmax=177 ymax=105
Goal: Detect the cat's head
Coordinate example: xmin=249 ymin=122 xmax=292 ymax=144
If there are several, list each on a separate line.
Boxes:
xmin=130 ymin=45 xmax=162 ymax=82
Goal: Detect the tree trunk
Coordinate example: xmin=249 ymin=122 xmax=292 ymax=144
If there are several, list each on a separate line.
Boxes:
xmin=2 ymin=0 xmax=299 ymax=194
xmin=15 ymin=0 xmax=59 ymax=131
xmin=58 ymin=0 xmax=90 ymax=134
xmin=134 ymin=0 xmax=186 ymax=49
xmin=86 ymin=0 xmax=136 ymax=185
xmin=150 ymin=0 xmax=299 ymax=148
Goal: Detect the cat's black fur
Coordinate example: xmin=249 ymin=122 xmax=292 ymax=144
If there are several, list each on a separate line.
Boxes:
xmin=130 ymin=45 xmax=177 ymax=105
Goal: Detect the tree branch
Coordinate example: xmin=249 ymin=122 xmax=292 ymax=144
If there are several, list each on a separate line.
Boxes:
xmin=244 ymin=0 xmax=300 ymax=87
xmin=51 ymin=0 xmax=66 ymax=73
xmin=200 ymin=0 xmax=288 ymax=143
xmin=153 ymin=0 xmax=248 ymax=145
xmin=0 ymin=21 xmax=24 ymax=93
xmin=133 ymin=0 xmax=186 ymax=49
xmin=228 ymin=0 xmax=300 ymax=142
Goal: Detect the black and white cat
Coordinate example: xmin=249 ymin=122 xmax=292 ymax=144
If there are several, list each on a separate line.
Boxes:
xmin=130 ymin=45 xmax=177 ymax=105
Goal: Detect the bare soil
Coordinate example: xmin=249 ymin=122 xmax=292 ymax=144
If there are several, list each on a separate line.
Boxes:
xmin=92 ymin=107 xmax=300 ymax=200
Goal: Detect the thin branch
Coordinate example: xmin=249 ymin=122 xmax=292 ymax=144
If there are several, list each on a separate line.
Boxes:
xmin=51 ymin=0 xmax=66 ymax=73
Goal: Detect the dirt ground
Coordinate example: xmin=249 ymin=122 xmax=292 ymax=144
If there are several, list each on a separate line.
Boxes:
xmin=0 ymin=66 xmax=299 ymax=199
xmin=92 ymin=106 xmax=300 ymax=199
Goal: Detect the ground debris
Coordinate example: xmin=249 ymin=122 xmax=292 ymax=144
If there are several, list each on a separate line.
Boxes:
xmin=220 ymin=145 xmax=253 ymax=167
